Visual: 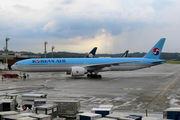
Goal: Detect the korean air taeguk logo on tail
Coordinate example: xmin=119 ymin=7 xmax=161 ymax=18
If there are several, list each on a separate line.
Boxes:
xmin=153 ymin=48 xmax=160 ymax=56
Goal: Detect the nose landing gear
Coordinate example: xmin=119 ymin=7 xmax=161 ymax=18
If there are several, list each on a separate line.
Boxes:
xmin=87 ymin=74 xmax=102 ymax=78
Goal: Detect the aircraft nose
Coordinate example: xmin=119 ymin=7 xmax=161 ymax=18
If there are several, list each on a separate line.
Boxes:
xmin=11 ymin=65 xmax=18 ymax=70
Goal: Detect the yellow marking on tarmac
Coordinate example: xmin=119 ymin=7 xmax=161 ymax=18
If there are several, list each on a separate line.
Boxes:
xmin=136 ymin=88 xmax=141 ymax=90
xmin=123 ymin=88 xmax=142 ymax=90
xmin=164 ymin=75 xmax=180 ymax=90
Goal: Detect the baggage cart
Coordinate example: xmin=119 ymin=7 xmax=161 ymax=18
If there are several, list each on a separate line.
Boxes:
xmin=0 ymin=111 xmax=19 ymax=120
xmin=18 ymin=117 xmax=37 ymax=120
xmin=163 ymin=107 xmax=180 ymax=120
xmin=53 ymin=100 xmax=80 ymax=118
xmin=30 ymin=114 xmax=51 ymax=120
xmin=0 ymin=99 xmax=15 ymax=111
xmin=106 ymin=113 xmax=131 ymax=120
xmin=91 ymin=108 xmax=113 ymax=117
xmin=35 ymin=104 xmax=58 ymax=118
xmin=76 ymin=113 xmax=101 ymax=120
xmin=3 ymin=115 xmax=24 ymax=120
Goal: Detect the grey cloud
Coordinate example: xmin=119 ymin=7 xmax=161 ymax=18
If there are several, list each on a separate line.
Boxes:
xmin=61 ymin=0 xmax=74 ymax=5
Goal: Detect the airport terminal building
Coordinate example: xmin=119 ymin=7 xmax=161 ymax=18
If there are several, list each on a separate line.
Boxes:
xmin=0 ymin=53 xmax=40 ymax=70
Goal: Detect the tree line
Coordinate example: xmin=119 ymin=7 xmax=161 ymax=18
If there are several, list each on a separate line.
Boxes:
xmin=0 ymin=50 xmax=180 ymax=60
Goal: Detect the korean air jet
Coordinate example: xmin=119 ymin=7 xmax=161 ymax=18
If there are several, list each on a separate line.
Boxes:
xmin=85 ymin=47 xmax=97 ymax=58
xmin=11 ymin=38 xmax=166 ymax=78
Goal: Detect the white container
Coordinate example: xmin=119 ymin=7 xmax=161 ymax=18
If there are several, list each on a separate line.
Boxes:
xmin=53 ymin=100 xmax=80 ymax=116
xmin=0 ymin=111 xmax=19 ymax=119
xmin=18 ymin=117 xmax=38 ymax=120
xmin=19 ymin=113 xmax=36 ymax=117
xmin=163 ymin=107 xmax=180 ymax=119
xmin=3 ymin=115 xmax=24 ymax=120
xmin=91 ymin=108 xmax=113 ymax=117
xmin=0 ymin=99 xmax=15 ymax=111
xmin=34 ymin=99 xmax=46 ymax=107
xmin=142 ymin=117 xmax=159 ymax=120
xmin=30 ymin=114 xmax=51 ymax=120
xmin=97 ymin=118 xmax=116 ymax=120
xmin=76 ymin=113 xmax=102 ymax=120
xmin=105 ymin=113 xmax=131 ymax=120
xmin=99 ymin=105 xmax=113 ymax=109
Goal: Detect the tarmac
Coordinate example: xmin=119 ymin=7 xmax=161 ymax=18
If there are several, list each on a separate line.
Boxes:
xmin=0 ymin=63 xmax=180 ymax=117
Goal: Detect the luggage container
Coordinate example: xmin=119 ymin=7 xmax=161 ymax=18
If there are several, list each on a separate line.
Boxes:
xmin=19 ymin=113 xmax=36 ymax=117
xmin=0 ymin=111 xmax=19 ymax=120
xmin=18 ymin=117 xmax=37 ymax=120
xmin=21 ymin=94 xmax=47 ymax=110
xmin=97 ymin=118 xmax=121 ymax=120
xmin=53 ymin=100 xmax=80 ymax=117
xmin=35 ymin=104 xmax=58 ymax=118
xmin=0 ymin=103 xmax=2 ymax=112
xmin=34 ymin=99 xmax=46 ymax=107
xmin=3 ymin=115 xmax=24 ymax=120
xmin=126 ymin=115 xmax=142 ymax=120
xmin=142 ymin=117 xmax=159 ymax=120
xmin=4 ymin=93 xmax=18 ymax=110
xmin=0 ymin=99 xmax=15 ymax=111
xmin=105 ymin=113 xmax=132 ymax=120
xmin=76 ymin=113 xmax=102 ymax=120
xmin=99 ymin=105 xmax=113 ymax=109
xmin=91 ymin=108 xmax=113 ymax=117
xmin=163 ymin=107 xmax=180 ymax=120
xmin=30 ymin=114 xmax=51 ymax=120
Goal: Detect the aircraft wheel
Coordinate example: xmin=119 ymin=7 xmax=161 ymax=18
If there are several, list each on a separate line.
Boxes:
xmin=27 ymin=105 xmax=32 ymax=109
xmin=98 ymin=75 xmax=102 ymax=78
xmin=87 ymin=74 xmax=90 ymax=78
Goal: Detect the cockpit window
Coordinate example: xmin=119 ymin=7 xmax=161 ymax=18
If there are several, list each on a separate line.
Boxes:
xmin=15 ymin=63 xmax=18 ymax=65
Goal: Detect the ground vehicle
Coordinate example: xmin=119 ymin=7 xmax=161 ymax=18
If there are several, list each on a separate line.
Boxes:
xmin=2 ymin=74 xmax=19 ymax=78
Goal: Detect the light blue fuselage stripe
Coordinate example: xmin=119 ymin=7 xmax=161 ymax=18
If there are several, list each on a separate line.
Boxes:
xmin=15 ymin=58 xmax=161 ymax=66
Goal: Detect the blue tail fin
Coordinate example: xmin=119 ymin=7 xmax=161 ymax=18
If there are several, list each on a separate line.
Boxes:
xmin=85 ymin=47 xmax=97 ymax=58
xmin=144 ymin=38 xmax=166 ymax=59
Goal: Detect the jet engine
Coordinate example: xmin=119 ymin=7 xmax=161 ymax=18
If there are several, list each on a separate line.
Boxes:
xmin=71 ymin=67 xmax=87 ymax=76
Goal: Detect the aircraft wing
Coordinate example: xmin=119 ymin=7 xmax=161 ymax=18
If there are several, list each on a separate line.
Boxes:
xmin=84 ymin=61 xmax=139 ymax=69
xmin=150 ymin=60 xmax=166 ymax=64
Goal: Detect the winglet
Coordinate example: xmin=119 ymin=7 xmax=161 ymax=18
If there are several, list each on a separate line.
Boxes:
xmin=85 ymin=47 xmax=97 ymax=58
xmin=144 ymin=38 xmax=166 ymax=59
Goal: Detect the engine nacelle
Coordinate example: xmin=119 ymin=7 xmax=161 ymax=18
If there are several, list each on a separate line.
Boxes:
xmin=71 ymin=67 xmax=87 ymax=76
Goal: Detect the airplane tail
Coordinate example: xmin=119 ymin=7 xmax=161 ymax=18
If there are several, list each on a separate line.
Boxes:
xmin=121 ymin=50 xmax=129 ymax=58
xmin=85 ymin=47 xmax=97 ymax=58
xmin=143 ymin=38 xmax=166 ymax=59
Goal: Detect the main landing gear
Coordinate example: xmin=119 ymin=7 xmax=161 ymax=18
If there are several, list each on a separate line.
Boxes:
xmin=87 ymin=74 xmax=102 ymax=78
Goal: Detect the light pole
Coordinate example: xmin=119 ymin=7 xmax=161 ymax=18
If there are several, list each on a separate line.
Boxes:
xmin=52 ymin=46 xmax=55 ymax=58
xmin=44 ymin=41 xmax=48 ymax=58
xmin=5 ymin=37 xmax=10 ymax=64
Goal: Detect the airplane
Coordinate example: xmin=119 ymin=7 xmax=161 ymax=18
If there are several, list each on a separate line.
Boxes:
xmin=121 ymin=50 xmax=129 ymax=58
xmin=11 ymin=38 xmax=166 ymax=78
xmin=85 ymin=47 xmax=97 ymax=58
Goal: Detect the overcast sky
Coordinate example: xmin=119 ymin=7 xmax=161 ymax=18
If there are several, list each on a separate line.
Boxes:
xmin=0 ymin=0 xmax=179 ymax=54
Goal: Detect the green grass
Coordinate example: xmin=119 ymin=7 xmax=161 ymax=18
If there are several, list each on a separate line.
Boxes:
xmin=166 ymin=61 xmax=180 ymax=64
